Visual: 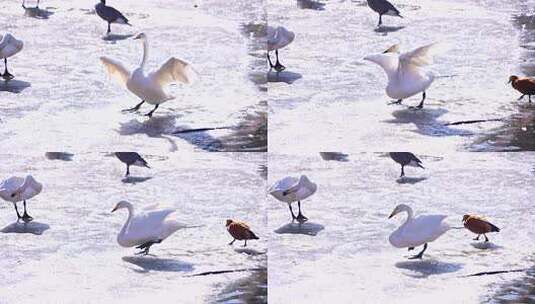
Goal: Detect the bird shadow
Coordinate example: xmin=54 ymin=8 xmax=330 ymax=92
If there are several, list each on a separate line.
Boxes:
xmin=121 ymin=176 xmax=153 ymax=184
xmin=395 ymin=260 xmax=463 ymax=278
xmin=374 ymin=26 xmax=405 ymax=34
xmin=45 ymin=152 xmax=74 ymax=161
xmin=274 ymin=221 xmax=324 ymax=236
xmin=23 ymin=7 xmax=55 ymax=19
xmin=319 ymin=152 xmax=349 ymax=162
xmin=171 ymin=124 xmax=226 ymax=152
xmin=0 ymin=79 xmax=31 ymax=93
xmin=0 ymin=221 xmax=50 ymax=235
xmin=470 ymin=242 xmax=502 ymax=250
xmin=117 ymin=115 xmax=179 ymax=152
xmin=384 ymin=108 xmax=473 ymax=137
xmin=297 ymin=0 xmax=326 ymax=10
xmin=122 ymin=256 xmax=194 ymax=273
xmin=267 ymin=70 xmax=302 ymax=84
xmin=102 ymin=34 xmax=134 ymax=42
xmin=396 ymin=176 xmax=427 ymax=184
xmin=233 ymin=247 xmax=267 ymax=256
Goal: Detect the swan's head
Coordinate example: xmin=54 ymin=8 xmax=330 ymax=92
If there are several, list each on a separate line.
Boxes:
xmin=226 ymin=219 xmax=234 ymax=227
xmin=508 ymin=75 xmax=518 ymax=84
xmin=111 ymin=200 xmax=132 ymax=213
xmin=133 ymin=33 xmax=147 ymax=41
xmin=388 ymin=204 xmax=411 ymax=219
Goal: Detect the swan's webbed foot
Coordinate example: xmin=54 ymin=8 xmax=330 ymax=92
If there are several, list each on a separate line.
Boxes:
xmin=2 ymin=71 xmax=14 ymax=81
xmin=408 ymin=243 xmax=427 ymax=259
xmin=389 ymin=99 xmax=402 ymax=105
xmin=296 ymin=212 xmax=308 ymax=223
xmin=135 ymin=240 xmax=161 ymax=255
xmin=273 ymin=61 xmax=286 ymax=72
xmin=22 ymin=212 xmax=33 ymax=222
xmin=145 ymin=104 xmax=159 ymax=118
xmin=122 ymin=100 xmax=145 ymax=113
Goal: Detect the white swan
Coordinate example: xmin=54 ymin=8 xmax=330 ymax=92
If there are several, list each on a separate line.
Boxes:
xmin=100 ymin=32 xmax=197 ymax=118
xmin=0 ymin=33 xmax=24 ymax=80
xmin=0 ymin=175 xmax=42 ymax=222
xmin=269 ymin=175 xmax=317 ymax=223
xmin=364 ymin=43 xmax=447 ymax=109
xmin=267 ymin=26 xmax=295 ymax=72
xmin=388 ymin=204 xmax=450 ymax=259
xmin=111 ymin=201 xmax=186 ymax=255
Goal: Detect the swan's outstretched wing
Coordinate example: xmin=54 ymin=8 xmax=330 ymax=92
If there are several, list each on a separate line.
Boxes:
xmin=100 ymin=56 xmax=131 ymax=86
xmin=150 ymin=57 xmax=197 ymax=86
xmin=399 ymin=43 xmax=447 ymax=68
xmin=383 ymin=44 xmax=400 ymax=54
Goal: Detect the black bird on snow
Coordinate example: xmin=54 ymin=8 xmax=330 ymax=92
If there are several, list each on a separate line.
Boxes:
xmin=389 ymin=152 xmax=424 ymax=177
xmin=95 ymin=0 xmax=131 ymax=35
xmin=115 ymin=152 xmax=150 ymax=176
xmin=366 ymin=0 xmax=402 ymax=27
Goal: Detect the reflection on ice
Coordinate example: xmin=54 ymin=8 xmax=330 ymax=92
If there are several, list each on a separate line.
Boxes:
xmin=1 ymin=221 xmax=49 ymax=235
xmin=267 ymin=70 xmax=302 ymax=84
xmin=233 ymin=247 xmax=267 ymax=256
xmin=386 ymin=108 xmax=474 ymax=137
xmin=374 ymin=26 xmax=405 ymax=34
xmin=274 ymin=221 xmax=324 ymax=236
xmin=395 ymin=260 xmax=463 ymax=278
xmin=296 ymin=0 xmax=326 ymax=11
xmin=45 ymin=152 xmax=74 ymax=161
xmin=396 ymin=176 xmax=427 ymax=184
xmin=22 ymin=6 xmax=54 ymax=19
xmin=122 ymin=256 xmax=194 ymax=273
xmin=121 ymin=176 xmax=153 ymax=184
xmin=470 ymin=242 xmax=501 ymax=251
xmin=102 ymin=34 xmax=134 ymax=42
xmin=0 ymin=79 xmax=30 ymax=93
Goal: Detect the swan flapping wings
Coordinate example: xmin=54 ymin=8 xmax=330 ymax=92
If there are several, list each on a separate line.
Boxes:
xmin=149 ymin=57 xmax=198 ymax=85
xmin=100 ymin=56 xmax=131 ymax=86
xmin=399 ymin=42 xmax=448 ymax=68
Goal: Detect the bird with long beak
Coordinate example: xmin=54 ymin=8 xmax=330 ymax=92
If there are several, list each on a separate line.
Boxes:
xmin=508 ymin=75 xmax=535 ymax=103
xmin=462 ymin=215 xmax=500 ymax=242
xmin=226 ymin=219 xmax=259 ymax=247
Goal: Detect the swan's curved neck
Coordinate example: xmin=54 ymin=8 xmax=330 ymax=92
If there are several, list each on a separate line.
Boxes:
xmin=140 ymin=38 xmax=149 ymax=69
xmin=402 ymin=207 xmax=414 ymax=225
xmin=119 ymin=206 xmax=134 ymax=236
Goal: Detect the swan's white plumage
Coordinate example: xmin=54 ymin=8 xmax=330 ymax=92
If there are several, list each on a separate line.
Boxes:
xmin=269 ymin=175 xmax=317 ymax=203
xmin=0 ymin=33 xmax=23 ymax=59
xmin=267 ymin=26 xmax=295 ymax=51
xmin=364 ymin=43 xmax=446 ymax=100
xmin=113 ymin=201 xmax=185 ymax=248
xmin=100 ymin=33 xmax=196 ymax=106
xmin=388 ymin=204 xmax=449 ymax=248
xmin=0 ymin=175 xmax=42 ymax=203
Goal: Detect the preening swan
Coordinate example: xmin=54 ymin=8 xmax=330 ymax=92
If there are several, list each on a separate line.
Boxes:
xmin=269 ymin=175 xmax=317 ymax=223
xmin=462 ymin=215 xmax=500 ymax=242
xmin=364 ymin=43 xmax=447 ymax=109
xmin=267 ymin=26 xmax=295 ymax=72
xmin=226 ymin=219 xmax=259 ymax=247
xmin=100 ymin=32 xmax=197 ymax=118
xmin=111 ymin=201 xmax=186 ymax=255
xmin=114 ymin=152 xmax=150 ymax=176
xmin=22 ymin=0 xmax=40 ymax=9
xmin=388 ymin=204 xmax=449 ymax=259
xmin=95 ymin=0 xmax=130 ymax=35
xmin=366 ymin=0 xmax=402 ymax=27
xmin=389 ymin=152 xmax=424 ymax=177
xmin=0 ymin=175 xmax=42 ymax=222
xmin=0 ymin=33 xmax=24 ymax=80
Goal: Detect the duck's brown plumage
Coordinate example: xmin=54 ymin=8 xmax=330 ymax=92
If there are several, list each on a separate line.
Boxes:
xmin=226 ymin=219 xmax=259 ymax=241
xmin=509 ymin=75 xmax=535 ymax=95
xmin=462 ymin=215 xmax=500 ymax=234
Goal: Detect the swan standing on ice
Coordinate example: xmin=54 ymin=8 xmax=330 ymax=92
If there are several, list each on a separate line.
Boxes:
xmin=22 ymin=0 xmax=40 ymax=9
xmin=364 ymin=43 xmax=446 ymax=109
xmin=100 ymin=32 xmax=197 ymax=118
xmin=269 ymin=175 xmax=317 ymax=223
xmin=111 ymin=201 xmax=186 ymax=255
xmin=95 ymin=0 xmax=130 ymax=35
xmin=267 ymin=26 xmax=295 ymax=72
xmin=0 ymin=33 xmax=24 ymax=80
xmin=389 ymin=152 xmax=424 ymax=177
xmin=114 ymin=152 xmax=150 ymax=176
xmin=226 ymin=219 xmax=259 ymax=247
xmin=388 ymin=204 xmax=449 ymax=259
xmin=366 ymin=0 xmax=402 ymax=27
xmin=0 ymin=175 xmax=42 ymax=222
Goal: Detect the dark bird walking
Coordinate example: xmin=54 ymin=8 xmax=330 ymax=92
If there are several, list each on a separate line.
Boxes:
xmin=508 ymin=75 xmax=535 ymax=103
xmin=226 ymin=219 xmax=259 ymax=247
xmin=115 ymin=152 xmax=150 ymax=176
xmin=366 ymin=0 xmax=402 ymax=27
xmin=389 ymin=152 xmax=424 ymax=177
xmin=95 ymin=0 xmax=131 ymax=35
xmin=462 ymin=215 xmax=500 ymax=242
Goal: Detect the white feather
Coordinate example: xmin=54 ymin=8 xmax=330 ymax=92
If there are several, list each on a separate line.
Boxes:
xmin=269 ymin=175 xmax=317 ymax=204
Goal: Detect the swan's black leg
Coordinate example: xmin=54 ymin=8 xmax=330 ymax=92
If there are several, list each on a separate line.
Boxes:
xmin=484 ymin=234 xmax=489 ymax=242
xmin=415 ymin=91 xmax=426 ymax=109
xmin=13 ymin=202 xmax=22 ymax=219
xmin=289 ymin=204 xmax=297 ymax=221
xmin=267 ymin=52 xmax=274 ymax=70
xmin=296 ymin=200 xmax=308 ymax=223
xmin=228 ymin=238 xmax=236 ymax=245
xmin=135 ymin=240 xmax=162 ymax=255
xmin=3 ymin=58 xmax=14 ymax=81
xmin=145 ymin=104 xmax=159 ymax=118
xmin=273 ymin=50 xmax=286 ymax=72
xmin=22 ymin=200 xmax=33 ymax=222
xmin=408 ymin=243 xmax=427 ymax=259
xmin=122 ymin=100 xmax=145 ymax=113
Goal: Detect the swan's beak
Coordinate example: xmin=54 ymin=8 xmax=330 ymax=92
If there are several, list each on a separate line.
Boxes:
xmin=388 ymin=211 xmax=396 ymax=219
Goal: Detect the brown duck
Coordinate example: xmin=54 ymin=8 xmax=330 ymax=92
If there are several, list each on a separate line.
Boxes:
xmin=509 ymin=75 xmax=535 ymax=102
xmin=226 ymin=219 xmax=259 ymax=247
xmin=462 ymin=215 xmax=500 ymax=242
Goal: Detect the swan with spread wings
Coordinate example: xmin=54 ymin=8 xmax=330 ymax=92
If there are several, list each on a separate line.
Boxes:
xmin=100 ymin=32 xmax=197 ymax=118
